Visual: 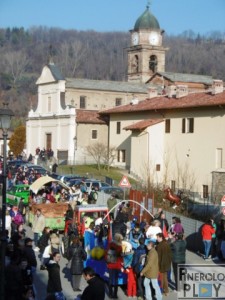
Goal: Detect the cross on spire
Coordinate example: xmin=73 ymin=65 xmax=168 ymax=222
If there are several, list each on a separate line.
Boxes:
xmin=147 ymin=0 xmax=151 ymax=9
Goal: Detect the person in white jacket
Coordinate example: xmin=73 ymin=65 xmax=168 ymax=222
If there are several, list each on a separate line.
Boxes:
xmin=145 ymin=220 xmax=162 ymax=243
xmin=32 ymin=209 xmax=46 ymax=251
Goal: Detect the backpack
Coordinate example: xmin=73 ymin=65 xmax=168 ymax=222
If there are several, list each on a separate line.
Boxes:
xmin=106 ymin=249 xmax=118 ymax=263
xmin=134 ymin=253 xmax=146 ymax=274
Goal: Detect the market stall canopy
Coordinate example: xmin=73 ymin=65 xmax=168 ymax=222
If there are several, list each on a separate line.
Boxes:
xmin=30 ymin=176 xmax=69 ymax=194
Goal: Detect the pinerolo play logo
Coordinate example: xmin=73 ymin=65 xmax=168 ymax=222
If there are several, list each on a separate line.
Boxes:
xmin=177 ymin=264 xmax=225 ymax=299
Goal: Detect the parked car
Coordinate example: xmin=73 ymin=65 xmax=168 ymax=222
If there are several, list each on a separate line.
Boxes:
xmin=22 ymin=164 xmax=50 ymax=176
xmin=67 ymin=179 xmax=87 ymax=188
xmin=60 ymin=174 xmax=87 ymax=185
xmin=84 ymin=179 xmax=112 ymax=192
xmin=6 ymin=184 xmax=30 ymax=206
xmin=101 ymin=186 xmax=124 ymax=200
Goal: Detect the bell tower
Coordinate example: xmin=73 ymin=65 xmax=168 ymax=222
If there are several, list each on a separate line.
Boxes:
xmin=127 ymin=3 xmax=168 ymax=83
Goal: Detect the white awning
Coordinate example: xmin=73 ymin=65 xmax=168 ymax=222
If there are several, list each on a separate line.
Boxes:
xmin=30 ymin=176 xmax=69 ymax=194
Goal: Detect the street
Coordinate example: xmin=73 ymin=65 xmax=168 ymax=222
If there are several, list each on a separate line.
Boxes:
xmin=26 ymin=225 xmax=214 ymax=300
xmin=0 ymin=194 xmax=221 ymax=300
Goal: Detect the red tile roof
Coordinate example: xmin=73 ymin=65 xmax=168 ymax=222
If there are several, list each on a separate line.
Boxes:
xmin=100 ymin=91 xmax=225 ymax=114
xmin=124 ymin=119 xmax=163 ymax=131
xmin=76 ymin=109 xmax=108 ymax=124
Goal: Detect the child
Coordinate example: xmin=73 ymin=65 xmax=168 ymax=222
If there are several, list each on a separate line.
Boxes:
xmin=121 ymin=241 xmax=137 ymax=298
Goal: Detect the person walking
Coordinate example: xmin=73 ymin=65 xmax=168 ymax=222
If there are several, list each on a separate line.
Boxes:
xmin=132 ymin=237 xmax=147 ymax=300
xmin=169 ymin=232 xmax=186 ymax=290
xmin=67 ymin=237 xmax=87 ymax=291
xmin=121 ymin=242 xmax=136 ymax=298
xmin=140 ymin=241 xmax=162 ymax=300
xmin=201 ymin=219 xmax=215 ymax=260
xmin=46 ymin=252 xmax=65 ymax=300
xmin=107 ymin=193 xmax=118 ymax=220
xmin=172 ymin=217 xmax=184 ymax=235
xmin=18 ymin=197 xmax=26 ymax=222
xmin=106 ymin=233 xmax=123 ymax=299
xmin=210 ymin=218 xmax=218 ymax=260
xmin=32 ymin=209 xmax=46 ymax=251
xmin=23 ymin=237 xmax=37 ymax=272
xmin=156 ymin=232 xmax=172 ymax=296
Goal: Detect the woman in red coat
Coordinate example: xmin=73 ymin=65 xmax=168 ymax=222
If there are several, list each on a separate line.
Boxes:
xmin=201 ymin=219 xmax=215 ymax=260
xmin=106 ymin=233 xmax=123 ymax=299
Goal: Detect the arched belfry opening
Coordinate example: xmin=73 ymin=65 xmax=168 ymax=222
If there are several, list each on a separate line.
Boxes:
xmin=149 ymin=55 xmax=158 ymax=73
xmin=131 ymin=55 xmax=139 ymax=73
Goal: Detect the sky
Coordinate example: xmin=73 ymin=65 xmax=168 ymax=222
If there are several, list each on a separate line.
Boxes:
xmin=0 ymin=0 xmax=224 ymax=36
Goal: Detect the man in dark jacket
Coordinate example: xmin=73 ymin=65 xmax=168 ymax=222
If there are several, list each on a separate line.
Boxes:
xmin=132 ymin=237 xmax=147 ymax=300
xmin=23 ymin=238 xmax=37 ymax=271
xmin=170 ymin=233 xmax=186 ymax=290
xmin=156 ymin=232 xmax=172 ymax=296
xmin=47 ymin=252 xmax=65 ymax=299
xmin=81 ymin=267 xmax=105 ymax=300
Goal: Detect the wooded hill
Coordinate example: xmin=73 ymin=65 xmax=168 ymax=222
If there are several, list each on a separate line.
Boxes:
xmin=0 ymin=27 xmax=224 ymax=119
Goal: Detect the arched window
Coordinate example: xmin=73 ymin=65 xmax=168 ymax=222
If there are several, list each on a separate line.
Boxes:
xmin=149 ymin=55 xmax=158 ymax=73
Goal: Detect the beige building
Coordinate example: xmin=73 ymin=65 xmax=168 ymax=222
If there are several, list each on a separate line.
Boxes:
xmin=101 ymin=81 xmax=225 ymax=200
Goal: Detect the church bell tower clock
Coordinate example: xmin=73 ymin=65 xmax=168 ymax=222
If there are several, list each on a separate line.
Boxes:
xmin=127 ymin=4 xmax=168 ymax=83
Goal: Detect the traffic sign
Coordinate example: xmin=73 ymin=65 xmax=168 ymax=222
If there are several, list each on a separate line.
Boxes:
xmin=119 ymin=175 xmax=131 ymax=188
xmin=221 ymin=195 xmax=225 ymax=207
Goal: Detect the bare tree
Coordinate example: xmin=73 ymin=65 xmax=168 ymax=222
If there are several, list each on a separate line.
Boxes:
xmin=56 ymin=41 xmax=87 ymax=77
xmin=85 ymin=142 xmax=107 ymax=170
xmin=3 ymin=50 xmax=29 ymax=87
xmin=102 ymin=145 xmax=117 ymax=171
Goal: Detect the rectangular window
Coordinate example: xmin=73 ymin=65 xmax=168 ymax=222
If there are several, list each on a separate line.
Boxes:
xmin=216 ymin=148 xmax=222 ymax=169
xmin=182 ymin=118 xmax=186 ymax=133
xmin=117 ymin=150 xmax=126 ymax=162
xmin=115 ymin=98 xmax=122 ymax=106
xmin=46 ymin=133 xmax=52 ymax=149
xmin=116 ymin=122 xmax=121 ymax=134
xmin=60 ymin=92 xmax=65 ymax=103
xmin=187 ymin=118 xmax=194 ymax=133
xmin=203 ymin=185 xmax=208 ymax=198
xmin=171 ymin=180 xmax=176 ymax=191
xmin=165 ymin=119 xmax=170 ymax=133
xmin=80 ymin=96 xmax=86 ymax=109
xmin=156 ymin=164 xmax=161 ymax=171
xmin=92 ymin=130 xmax=97 ymax=139
xmin=182 ymin=118 xmax=194 ymax=133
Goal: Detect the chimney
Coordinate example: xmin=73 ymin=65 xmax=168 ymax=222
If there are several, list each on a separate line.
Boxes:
xmin=176 ymin=85 xmax=189 ymax=98
xmin=148 ymin=87 xmax=158 ymax=99
xmin=212 ymin=80 xmax=224 ymax=95
xmin=166 ymin=85 xmax=176 ymax=98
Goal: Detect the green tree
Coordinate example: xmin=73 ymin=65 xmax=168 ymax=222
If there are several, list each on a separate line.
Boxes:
xmin=9 ymin=125 xmax=26 ymax=157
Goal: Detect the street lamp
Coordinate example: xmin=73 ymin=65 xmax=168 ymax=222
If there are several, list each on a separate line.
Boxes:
xmin=0 ymin=102 xmax=14 ymax=299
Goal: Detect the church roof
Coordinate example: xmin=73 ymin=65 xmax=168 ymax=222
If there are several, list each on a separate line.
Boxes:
xmin=48 ymin=62 xmax=65 ymax=81
xmin=66 ymin=78 xmax=150 ymax=94
xmin=76 ymin=109 xmax=108 ymax=125
xmin=134 ymin=5 xmax=160 ymax=31
xmin=100 ymin=90 xmax=225 ymax=114
xmin=150 ymin=72 xmax=213 ymax=85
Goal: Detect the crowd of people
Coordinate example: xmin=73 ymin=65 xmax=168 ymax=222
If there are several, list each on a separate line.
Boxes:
xmin=3 ymin=171 xmax=225 ymax=300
